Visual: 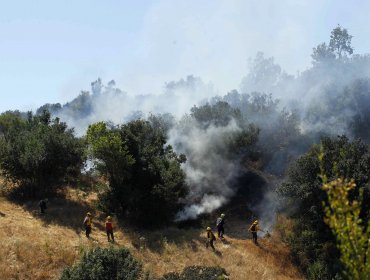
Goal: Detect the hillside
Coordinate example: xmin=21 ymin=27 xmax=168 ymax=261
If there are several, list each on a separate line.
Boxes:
xmin=0 ymin=188 xmax=302 ymax=280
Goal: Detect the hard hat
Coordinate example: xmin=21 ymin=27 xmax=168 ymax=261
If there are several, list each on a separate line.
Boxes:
xmin=253 ymin=220 xmax=258 ymax=224
xmin=221 ymin=213 xmax=225 ymax=218
xmin=107 ymin=216 xmax=112 ymax=220
xmin=207 ymin=227 xmax=211 ymax=231
xmin=87 ymin=212 xmax=91 ymax=216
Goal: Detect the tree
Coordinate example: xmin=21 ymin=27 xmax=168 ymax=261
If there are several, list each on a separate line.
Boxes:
xmin=86 ymin=119 xmax=188 ymax=227
xmin=278 ymin=136 xmax=370 ymax=279
xmin=240 ymin=52 xmax=282 ymax=93
xmin=312 ymin=25 xmax=353 ymax=64
xmin=311 ymin=42 xmax=336 ymax=64
xmin=329 ymin=25 xmax=354 ymax=58
xmin=0 ymin=110 xmax=84 ymax=196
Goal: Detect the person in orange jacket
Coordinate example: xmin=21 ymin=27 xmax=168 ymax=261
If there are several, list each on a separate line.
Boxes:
xmin=105 ymin=216 xmax=115 ymax=243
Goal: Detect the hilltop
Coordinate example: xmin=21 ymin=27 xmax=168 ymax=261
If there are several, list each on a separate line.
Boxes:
xmin=0 ymin=186 xmax=302 ymax=280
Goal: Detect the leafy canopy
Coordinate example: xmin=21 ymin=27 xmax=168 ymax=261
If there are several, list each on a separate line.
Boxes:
xmin=86 ymin=119 xmax=188 ymax=227
xmin=0 ymin=110 xmax=84 ymax=196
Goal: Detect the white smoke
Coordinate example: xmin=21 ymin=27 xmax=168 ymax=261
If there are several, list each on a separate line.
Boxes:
xmin=168 ymin=118 xmax=242 ymax=220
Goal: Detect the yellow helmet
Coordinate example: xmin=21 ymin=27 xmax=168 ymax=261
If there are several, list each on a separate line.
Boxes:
xmin=87 ymin=212 xmax=91 ymax=216
xmin=206 ymin=227 xmax=211 ymax=231
xmin=221 ymin=213 xmax=225 ymax=218
xmin=107 ymin=216 xmax=112 ymax=221
xmin=253 ymin=220 xmax=258 ymax=225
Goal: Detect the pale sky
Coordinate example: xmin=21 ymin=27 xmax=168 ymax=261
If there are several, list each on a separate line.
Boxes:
xmin=1 ymin=0 xmax=370 ymax=113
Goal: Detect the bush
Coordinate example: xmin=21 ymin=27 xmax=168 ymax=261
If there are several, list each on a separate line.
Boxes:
xmin=60 ymin=247 xmax=142 ymax=280
xmin=160 ymin=266 xmax=227 ymax=280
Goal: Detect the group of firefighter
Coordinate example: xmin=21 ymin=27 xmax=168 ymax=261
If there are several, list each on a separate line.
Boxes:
xmin=38 ymin=199 xmax=115 ymax=243
xmin=39 ymin=199 xmax=264 ymax=247
xmin=206 ymin=213 xmax=264 ymax=252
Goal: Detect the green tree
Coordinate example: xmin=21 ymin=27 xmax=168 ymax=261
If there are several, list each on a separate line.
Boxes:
xmin=311 ymin=42 xmax=336 ymax=64
xmin=86 ymin=119 xmax=188 ymax=227
xmin=329 ymin=25 xmax=354 ymax=58
xmin=278 ymin=136 xmax=370 ymax=279
xmin=0 ymin=110 xmax=84 ymax=196
xmin=312 ymin=25 xmax=353 ymax=64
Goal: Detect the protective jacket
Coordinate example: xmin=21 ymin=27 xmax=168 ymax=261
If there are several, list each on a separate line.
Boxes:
xmin=207 ymin=231 xmax=216 ymax=241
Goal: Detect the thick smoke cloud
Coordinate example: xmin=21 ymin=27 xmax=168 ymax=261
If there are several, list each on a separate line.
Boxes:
xmin=51 ymin=76 xmax=215 ymax=136
xmin=168 ymin=118 xmax=242 ymax=220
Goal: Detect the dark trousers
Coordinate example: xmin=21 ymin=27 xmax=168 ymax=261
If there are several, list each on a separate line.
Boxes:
xmin=106 ymin=230 xmax=114 ymax=242
xmin=85 ymin=225 xmax=91 ymax=238
xmin=206 ymin=239 xmax=215 ymax=251
xmin=217 ymin=226 xmax=224 ymax=238
xmin=252 ymin=232 xmax=258 ymax=244
xmin=40 ymin=206 xmax=45 ymax=214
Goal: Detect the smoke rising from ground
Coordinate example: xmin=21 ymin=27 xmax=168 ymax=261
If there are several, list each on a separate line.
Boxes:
xmin=168 ymin=119 xmax=242 ymax=220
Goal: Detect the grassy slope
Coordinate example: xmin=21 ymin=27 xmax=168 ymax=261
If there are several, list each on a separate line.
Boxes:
xmin=0 ymin=189 xmax=302 ymax=280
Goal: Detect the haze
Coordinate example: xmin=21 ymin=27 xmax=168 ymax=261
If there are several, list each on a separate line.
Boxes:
xmin=1 ymin=0 xmax=370 ymax=113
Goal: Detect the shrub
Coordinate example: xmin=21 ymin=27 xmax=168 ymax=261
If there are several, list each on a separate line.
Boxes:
xmin=60 ymin=247 xmax=142 ymax=280
xmin=160 ymin=266 xmax=227 ymax=280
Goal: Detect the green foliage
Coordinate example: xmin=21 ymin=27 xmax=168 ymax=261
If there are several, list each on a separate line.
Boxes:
xmin=190 ymin=101 xmax=242 ymax=128
xmin=0 ymin=110 xmax=84 ymax=196
xmin=322 ymin=178 xmax=370 ymax=279
xmin=159 ymin=266 xmax=227 ymax=280
xmin=329 ymin=25 xmax=353 ymax=58
xmin=312 ymin=25 xmax=353 ymax=64
xmin=278 ymin=136 xmax=370 ymax=279
xmin=60 ymin=247 xmax=142 ymax=280
xmin=86 ymin=119 xmax=188 ymax=227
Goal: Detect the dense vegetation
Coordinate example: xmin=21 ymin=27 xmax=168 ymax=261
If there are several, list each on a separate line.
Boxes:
xmin=322 ymin=177 xmax=370 ymax=279
xmin=278 ymin=136 xmax=370 ymax=279
xmin=0 ymin=110 xmax=84 ymax=197
xmin=86 ymin=119 xmax=188 ymax=227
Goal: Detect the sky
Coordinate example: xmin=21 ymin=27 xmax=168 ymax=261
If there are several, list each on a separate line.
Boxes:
xmin=1 ymin=0 xmax=370 ymax=113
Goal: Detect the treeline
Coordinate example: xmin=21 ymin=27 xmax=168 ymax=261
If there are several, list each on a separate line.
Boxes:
xmin=0 ymin=103 xmax=259 ymax=226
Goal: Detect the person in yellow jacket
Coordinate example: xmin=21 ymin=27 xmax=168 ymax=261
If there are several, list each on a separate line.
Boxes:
xmin=83 ymin=212 xmax=92 ymax=238
xmin=248 ymin=220 xmax=263 ymax=244
xmin=206 ymin=227 xmax=216 ymax=251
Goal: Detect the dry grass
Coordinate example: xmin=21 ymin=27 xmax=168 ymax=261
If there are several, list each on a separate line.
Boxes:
xmin=0 ymin=190 xmax=302 ymax=280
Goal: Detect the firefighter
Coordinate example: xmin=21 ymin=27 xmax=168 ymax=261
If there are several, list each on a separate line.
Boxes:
xmin=83 ymin=212 xmax=92 ymax=238
xmin=216 ymin=213 xmax=225 ymax=239
xmin=105 ymin=216 xmax=114 ymax=242
xmin=248 ymin=220 xmax=263 ymax=244
xmin=38 ymin=198 xmax=48 ymax=214
xmin=206 ymin=227 xmax=216 ymax=251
